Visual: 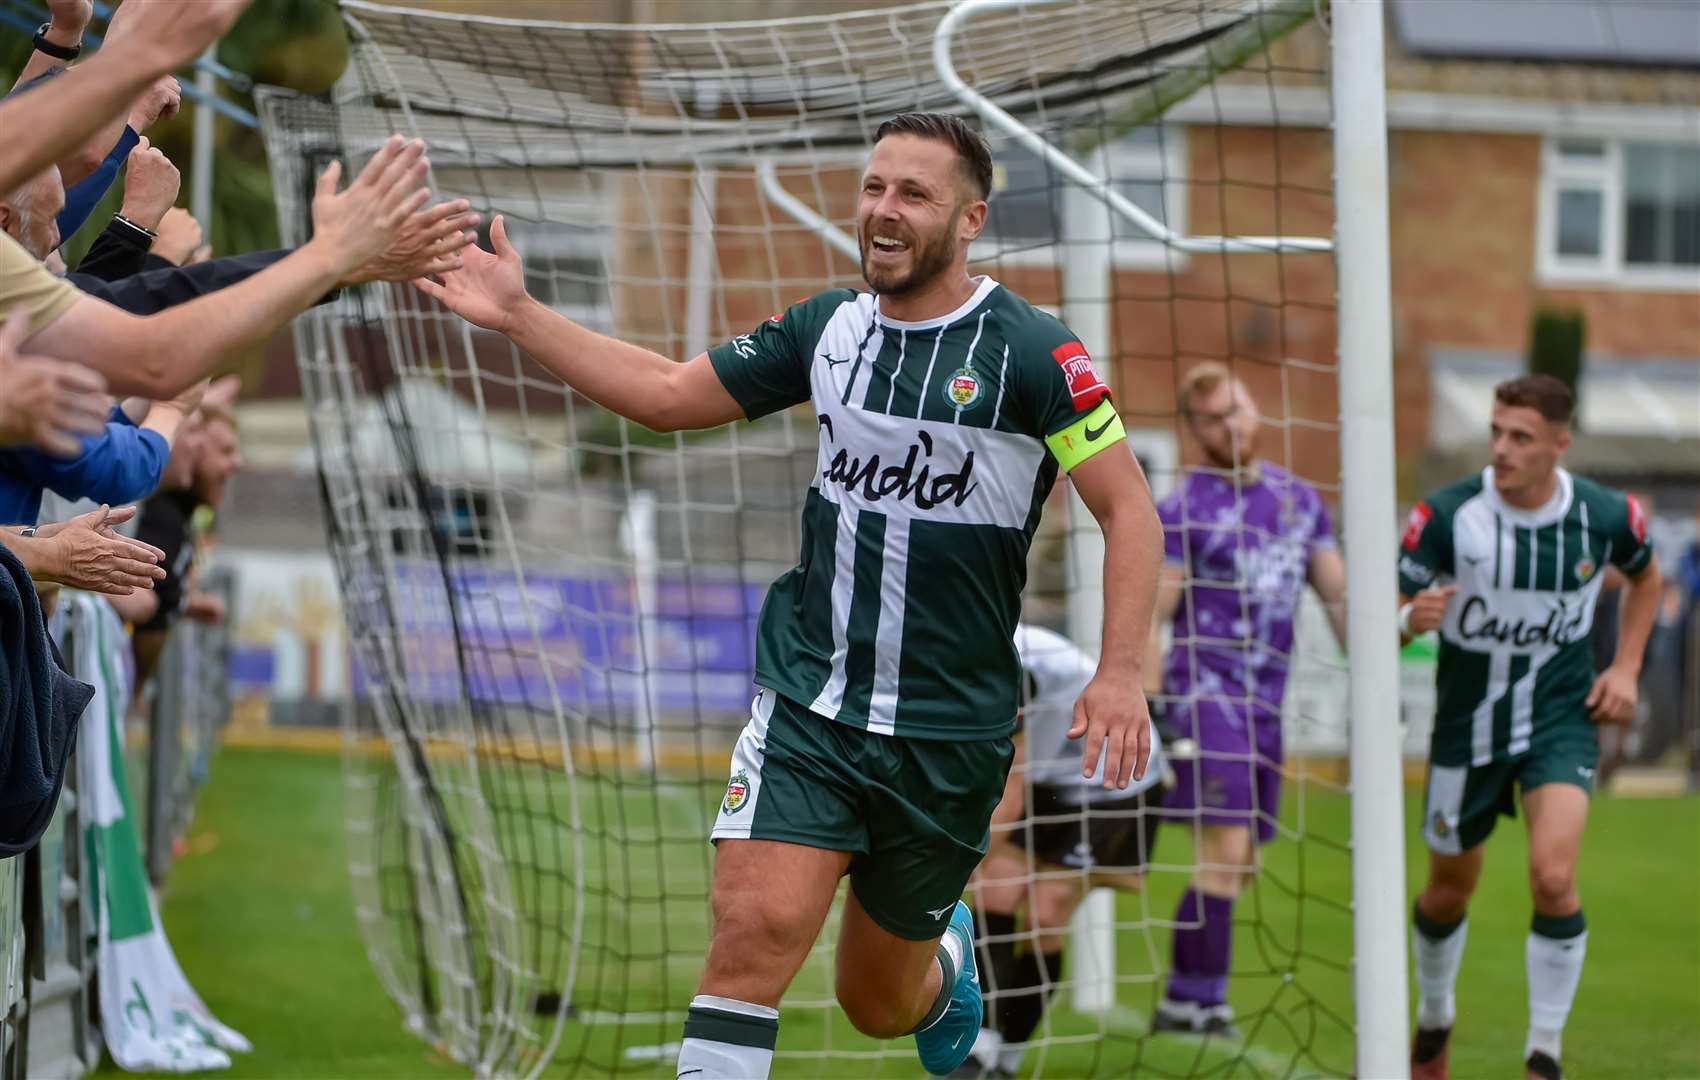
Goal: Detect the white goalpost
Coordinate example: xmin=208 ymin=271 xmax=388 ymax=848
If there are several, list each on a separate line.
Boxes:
xmin=256 ymin=0 xmax=1408 ymax=1076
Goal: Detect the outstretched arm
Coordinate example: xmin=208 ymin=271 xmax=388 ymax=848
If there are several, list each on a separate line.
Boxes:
xmin=414 ymin=214 xmax=743 ymax=432
xmin=25 ymin=138 xmax=432 ymax=398
xmin=0 ymin=0 xmax=249 ymax=196
xmin=1065 ymin=440 xmax=1163 ymax=789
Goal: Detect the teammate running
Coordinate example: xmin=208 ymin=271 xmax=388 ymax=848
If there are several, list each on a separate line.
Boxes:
xmin=414 ymin=112 xmax=1164 ymax=1078
xmin=1400 ymin=375 xmax=1659 ymax=1080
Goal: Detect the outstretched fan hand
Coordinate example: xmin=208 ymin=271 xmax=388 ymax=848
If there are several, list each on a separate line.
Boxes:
xmin=413 ymin=214 xmax=530 ymax=333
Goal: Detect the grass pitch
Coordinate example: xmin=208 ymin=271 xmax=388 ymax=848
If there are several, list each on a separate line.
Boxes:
xmin=109 ymin=747 xmax=1698 ymax=1078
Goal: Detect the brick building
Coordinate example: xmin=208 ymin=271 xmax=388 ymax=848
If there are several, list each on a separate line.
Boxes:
xmin=245 ymin=0 xmax=1697 ymax=519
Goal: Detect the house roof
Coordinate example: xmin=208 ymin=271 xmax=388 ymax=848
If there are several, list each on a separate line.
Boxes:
xmin=1391 ymin=0 xmax=1700 ymax=69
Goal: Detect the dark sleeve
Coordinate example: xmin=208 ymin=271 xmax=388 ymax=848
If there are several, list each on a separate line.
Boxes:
xmin=1397 ymin=499 xmax=1452 ymax=595
xmin=71 ymin=217 xmax=154 ymax=284
xmin=65 ymin=250 xmax=320 ymax=315
xmin=56 ymin=126 xmax=140 ymax=245
xmin=1008 ymin=314 xmax=1112 ymax=440
xmin=132 ymin=502 xmax=190 ymax=633
xmin=706 ymin=290 xmax=853 ymax=421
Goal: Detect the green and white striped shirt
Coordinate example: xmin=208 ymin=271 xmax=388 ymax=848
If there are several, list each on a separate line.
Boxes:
xmin=708 ymin=277 xmax=1125 ymax=740
xmin=1398 ymin=467 xmax=1653 ymax=766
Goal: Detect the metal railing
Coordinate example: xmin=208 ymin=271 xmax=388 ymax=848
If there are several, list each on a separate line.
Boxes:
xmin=1 ymin=569 xmax=238 ymax=1080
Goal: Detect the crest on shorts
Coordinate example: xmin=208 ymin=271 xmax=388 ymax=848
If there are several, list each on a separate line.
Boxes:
xmin=723 ymin=770 xmax=750 ymax=814
xmin=1430 ymin=811 xmax=1451 ymax=840
xmin=944 ymin=366 xmax=983 ymax=411
xmin=1573 ymin=555 xmax=1596 ymax=583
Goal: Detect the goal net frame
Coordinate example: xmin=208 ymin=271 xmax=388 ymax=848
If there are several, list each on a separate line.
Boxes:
xmin=256 ymin=0 xmax=1407 ymax=1076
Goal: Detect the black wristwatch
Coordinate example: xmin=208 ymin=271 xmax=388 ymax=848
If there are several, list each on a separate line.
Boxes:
xmin=32 ymin=23 xmax=81 ymax=62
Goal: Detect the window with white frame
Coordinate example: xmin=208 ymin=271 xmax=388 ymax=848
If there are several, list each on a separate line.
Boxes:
xmin=1538 ymin=137 xmax=1700 ymax=288
xmin=973 ymin=126 xmax=1187 ymax=268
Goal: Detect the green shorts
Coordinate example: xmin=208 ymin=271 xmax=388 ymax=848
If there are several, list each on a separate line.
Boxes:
xmin=1421 ymin=728 xmax=1599 ymax=854
xmin=711 ymin=688 xmax=1014 ymax=941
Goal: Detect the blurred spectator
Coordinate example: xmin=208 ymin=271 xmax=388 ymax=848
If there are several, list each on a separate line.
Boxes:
xmin=116 ymin=379 xmax=242 ymax=682
xmin=0 ymin=379 xmax=203 ymax=527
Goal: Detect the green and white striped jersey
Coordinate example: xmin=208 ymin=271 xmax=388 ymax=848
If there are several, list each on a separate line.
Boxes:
xmin=707 ymin=277 xmax=1125 ymax=740
xmin=1397 ymin=467 xmax=1653 ymax=766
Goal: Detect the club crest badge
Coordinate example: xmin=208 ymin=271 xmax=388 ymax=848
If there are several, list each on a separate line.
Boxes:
xmin=1430 ymin=811 xmax=1451 ymax=840
xmin=944 ymin=366 xmax=983 ymax=411
xmin=723 ymin=770 xmax=750 ymax=814
xmin=1573 ymin=556 xmax=1596 ymax=583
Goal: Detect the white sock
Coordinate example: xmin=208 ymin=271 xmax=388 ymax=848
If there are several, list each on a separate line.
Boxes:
xmin=1526 ymin=918 xmax=1587 ymax=1061
xmin=677 ymin=995 xmax=779 ymax=1080
xmin=997 ymin=1040 xmax=1026 ymax=1075
xmin=969 ymin=1028 xmax=1003 ymax=1071
xmin=1411 ymin=910 xmax=1468 ymax=1030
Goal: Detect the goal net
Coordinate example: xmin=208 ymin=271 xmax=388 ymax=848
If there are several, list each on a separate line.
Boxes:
xmin=255 ymin=0 xmax=1398 ymax=1076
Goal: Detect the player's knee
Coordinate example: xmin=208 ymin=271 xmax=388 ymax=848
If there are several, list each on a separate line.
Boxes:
xmin=1528 ymin=860 xmax=1576 ymax=909
xmin=710 ymin=887 xmax=815 ymax=958
xmin=834 ymin=974 xmax=918 ymax=1039
xmin=1418 ymin=881 xmax=1472 ymax=922
xmin=1195 ymin=865 xmax=1246 ymax=898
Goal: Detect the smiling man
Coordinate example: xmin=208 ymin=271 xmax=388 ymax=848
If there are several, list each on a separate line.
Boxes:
xmin=413 ymin=111 xmax=1163 ymax=1079
xmin=1398 ymin=375 xmax=1660 ymax=1080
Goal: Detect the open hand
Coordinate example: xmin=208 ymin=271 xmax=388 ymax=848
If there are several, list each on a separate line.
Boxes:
xmin=344 ymin=197 xmax=481 ymax=285
xmin=0 ymin=307 xmax=109 ymax=458
xmin=1068 ymin=670 xmax=1152 ymax=789
xmin=42 ymin=505 xmax=166 ymax=595
xmin=108 ymin=0 xmax=254 ymax=75
xmin=307 ymin=136 xmax=432 ymax=279
xmin=412 ymin=213 xmax=531 ymax=333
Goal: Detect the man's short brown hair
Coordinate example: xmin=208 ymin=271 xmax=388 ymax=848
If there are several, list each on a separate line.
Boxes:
xmin=1494 ymin=374 xmax=1574 ymax=425
xmin=873 ymin=112 xmax=994 ymax=201
xmin=1177 ymin=361 xmax=1234 ymax=417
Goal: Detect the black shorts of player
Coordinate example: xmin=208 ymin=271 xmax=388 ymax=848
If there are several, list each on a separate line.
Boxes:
xmin=1010 ymin=781 xmax=1166 ymax=874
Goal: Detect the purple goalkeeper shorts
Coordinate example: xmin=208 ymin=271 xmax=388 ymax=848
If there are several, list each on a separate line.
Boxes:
xmin=1162 ymin=695 xmax=1284 ymax=845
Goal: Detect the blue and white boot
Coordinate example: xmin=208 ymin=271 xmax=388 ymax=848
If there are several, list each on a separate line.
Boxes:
xmin=914 ymin=901 xmax=983 ymax=1076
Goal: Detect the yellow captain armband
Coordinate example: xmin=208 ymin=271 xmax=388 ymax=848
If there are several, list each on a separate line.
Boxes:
xmin=1045 ymin=397 xmax=1125 ymax=472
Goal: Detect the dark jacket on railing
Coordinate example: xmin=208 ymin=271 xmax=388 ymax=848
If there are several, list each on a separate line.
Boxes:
xmin=0 ymin=546 xmax=94 ymax=857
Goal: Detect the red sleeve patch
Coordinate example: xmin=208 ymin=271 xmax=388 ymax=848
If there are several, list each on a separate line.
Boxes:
xmin=1626 ymin=494 xmax=1646 ymax=542
xmin=1051 ymin=341 xmax=1107 ymax=410
xmin=1401 ymin=501 xmax=1432 ymax=552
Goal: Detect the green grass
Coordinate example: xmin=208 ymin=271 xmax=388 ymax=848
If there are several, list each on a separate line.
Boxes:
xmin=109 ymin=748 xmax=1699 ymax=1078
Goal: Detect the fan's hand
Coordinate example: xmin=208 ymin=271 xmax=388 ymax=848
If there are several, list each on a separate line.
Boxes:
xmin=344 ymin=197 xmax=481 ymax=285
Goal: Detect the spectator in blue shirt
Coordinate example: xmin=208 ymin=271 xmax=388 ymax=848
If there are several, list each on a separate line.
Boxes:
xmin=0 ymin=382 xmax=202 ymax=527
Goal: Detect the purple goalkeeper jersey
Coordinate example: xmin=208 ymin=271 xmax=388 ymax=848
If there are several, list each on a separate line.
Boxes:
xmin=1158 ymin=463 xmax=1335 ymax=712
